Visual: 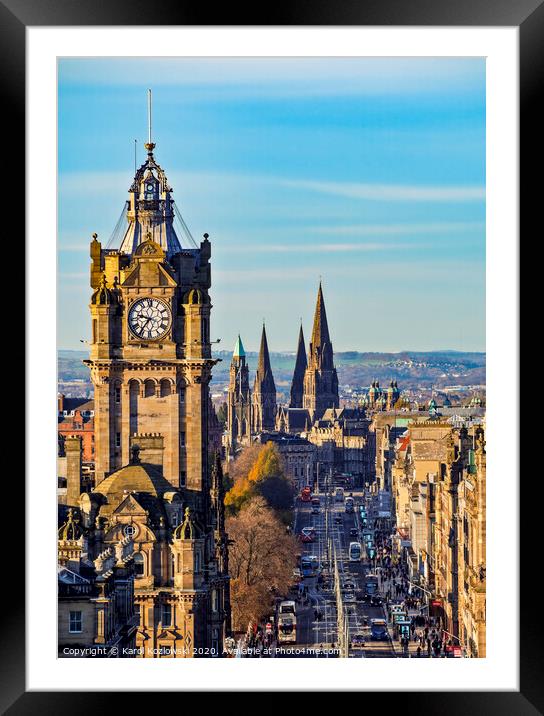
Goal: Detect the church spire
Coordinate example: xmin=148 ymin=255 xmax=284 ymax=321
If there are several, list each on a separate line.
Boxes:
xmin=289 ymin=323 xmax=307 ymax=408
xmin=310 ymin=281 xmax=331 ymax=351
xmin=257 ymin=323 xmax=273 ymax=381
xmin=308 ymin=281 xmax=334 ymax=371
xmin=303 ymin=281 xmax=339 ymax=420
xmin=252 ymin=324 xmax=276 ymax=433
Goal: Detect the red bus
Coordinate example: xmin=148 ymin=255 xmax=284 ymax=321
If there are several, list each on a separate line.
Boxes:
xmin=300 ymin=486 xmax=312 ymax=502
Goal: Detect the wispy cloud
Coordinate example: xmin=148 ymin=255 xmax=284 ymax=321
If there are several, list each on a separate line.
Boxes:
xmin=279 ymin=179 xmax=485 ymax=202
xmin=310 ymin=221 xmax=485 ymax=235
xmin=223 ymin=242 xmax=431 ymax=254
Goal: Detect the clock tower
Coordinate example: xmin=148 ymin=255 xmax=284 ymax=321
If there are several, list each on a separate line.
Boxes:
xmin=86 ymin=138 xmax=214 ymax=509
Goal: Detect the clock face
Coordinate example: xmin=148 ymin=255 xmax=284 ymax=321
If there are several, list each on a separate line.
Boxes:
xmin=128 ymin=297 xmax=171 ymax=340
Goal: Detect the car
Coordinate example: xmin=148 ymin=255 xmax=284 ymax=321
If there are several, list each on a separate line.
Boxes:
xmin=334 ymin=515 xmax=343 ymax=524
xmin=349 ymin=528 xmax=359 ymax=539
xmin=342 ymin=580 xmax=356 ymax=591
xmin=350 ymin=634 xmax=365 ymax=649
xmin=371 ymin=594 xmax=384 ymax=606
xmin=343 ymin=592 xmax=356 ymax=603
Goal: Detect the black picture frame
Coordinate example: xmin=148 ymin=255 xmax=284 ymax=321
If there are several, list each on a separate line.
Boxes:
xmin=7 ymin=0 xmax=530 ymax=709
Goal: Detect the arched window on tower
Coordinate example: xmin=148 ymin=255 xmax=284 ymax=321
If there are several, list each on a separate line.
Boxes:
xmin=160 ymin=379 xmax=171 ymax=397
xmin=144 ymin=379 xmax=155 ymax=398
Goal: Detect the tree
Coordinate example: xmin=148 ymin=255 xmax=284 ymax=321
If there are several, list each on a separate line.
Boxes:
xmin=224 ymin=442 xmax=294 ymax=514
xmin=226 ymin=497 xmax=297 ymax=632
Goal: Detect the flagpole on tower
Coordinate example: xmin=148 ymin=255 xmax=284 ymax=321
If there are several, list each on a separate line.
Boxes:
xmin=147 ymin=88 xmax=152 ymax=144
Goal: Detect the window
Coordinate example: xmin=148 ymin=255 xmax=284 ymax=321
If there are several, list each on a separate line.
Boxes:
xmin=115 ymin=387 xmax=121 ymax=404
xmin=194 ymin=551 xmax=201 ymax=573
xmin=124 ymin=524 xmax=136 ymax=537
xmin=180 ymin=432 xmax=186 ymax=447
xmin=161 ymin=603 xmax=172 ymax=627
xmin=211 ymin=589 xmax=218 ymax=613
xmin=115 ymin=432 xmax=121 ymax=448
xmin=69 ymin=611 xmax=82 ymax=633
xmin=134 ymin=553 xmax=144 ymax=577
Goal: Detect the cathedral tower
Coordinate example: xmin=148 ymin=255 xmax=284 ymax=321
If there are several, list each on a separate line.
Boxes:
xmin=252 ymin=324 xmax=277 ymax=433
xmin=226 ymin=335 xmax=252 ymax=451
xmin=302 ymin=282 xmax=339 ymax=420
xmin=289 ymin=324 xmax=307 ymax=409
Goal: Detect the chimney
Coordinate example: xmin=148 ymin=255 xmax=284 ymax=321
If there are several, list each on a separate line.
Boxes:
xmin=58 ymin=393 xmax=65 ymax=413
xmin=130 ymin=433 xmax=164 ymax=474
xmin=65 ymin=435 xmax=82 ymax=507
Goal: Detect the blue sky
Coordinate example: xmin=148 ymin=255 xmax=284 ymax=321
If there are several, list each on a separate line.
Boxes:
xmin=58 ymin=58 xmax=485 ymax=352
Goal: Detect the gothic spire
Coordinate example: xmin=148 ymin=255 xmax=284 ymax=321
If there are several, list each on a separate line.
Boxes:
xmin=252 ymin=324 xmax=277 ymax=432
xmin=289 ymin=324 xmax=307 ymax=408
xmin=308 ymin=281 xmax=334 ymax=370
xmin=310 ymin=282 xmax=331 ymax=349
xmin=256 ymin=324 xmax=274 ymax=385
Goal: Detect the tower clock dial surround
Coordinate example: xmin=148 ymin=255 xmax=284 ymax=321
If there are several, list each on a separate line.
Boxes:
xmin=128 ymin=297 xmax=172 ymax=340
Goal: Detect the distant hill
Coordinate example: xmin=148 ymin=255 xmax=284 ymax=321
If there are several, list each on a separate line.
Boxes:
xmin=59 ymin=349 xmax=485 ymax=392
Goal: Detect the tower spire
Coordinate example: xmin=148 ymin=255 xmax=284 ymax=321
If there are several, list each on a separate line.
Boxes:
xmin=289 ymin=323 xmax=307 ymax=408
xmin=310 ymin=281 xmax=332 ymax=353
xmin=303 ymin=280 xmax=339 ymax=420
xmin=308 ymin=281 xmax=333 ymax=370
xmin=257 ymin=323 xmax=273 ymax=378
xmin=252 ymin=324 xmax=276 ymax=433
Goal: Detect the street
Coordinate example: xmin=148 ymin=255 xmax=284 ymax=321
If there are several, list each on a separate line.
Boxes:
xmin=290 ymin=487 xmax=397 ymax=658
xmin=239 ymin=481 xmax=447 ymax=659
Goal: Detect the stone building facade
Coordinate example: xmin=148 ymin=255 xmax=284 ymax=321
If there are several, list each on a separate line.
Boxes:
xmin=257 ymin=432 xmax=317 ymax=491
xmin=385 ymin=417 xmax=486 ymax=656
xmin=58 ymin=509 xmax=138 ymax=657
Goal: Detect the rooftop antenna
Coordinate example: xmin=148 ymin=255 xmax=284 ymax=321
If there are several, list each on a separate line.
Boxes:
xmin=147 ymin=88 xmax=152 ymax=145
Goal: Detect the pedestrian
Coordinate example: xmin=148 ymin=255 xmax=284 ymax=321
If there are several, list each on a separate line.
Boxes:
xmin=417 ymin=646 xmax=421 ymax=658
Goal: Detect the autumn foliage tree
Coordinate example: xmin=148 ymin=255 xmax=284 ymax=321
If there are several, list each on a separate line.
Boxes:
xmin=224 ymin=442 xmax=294 ymax=515
xmin=226 ymin=497 xmax=297 ymax=632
